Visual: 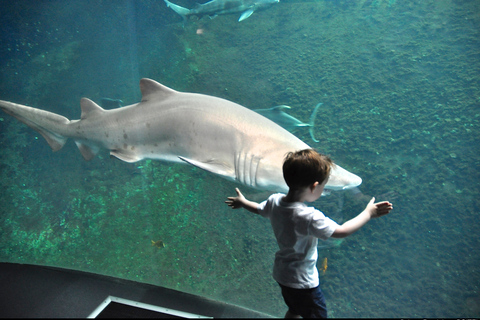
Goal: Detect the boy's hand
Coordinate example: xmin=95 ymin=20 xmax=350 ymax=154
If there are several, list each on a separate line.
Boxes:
xmin=225 ymin=188 xmax=246 ymax=209
xmin=366 ymin=197 xmax=393 ymax=218
xmin=225 ymin=188 xmax=260 ymax=214
xmin=332 ymin=197 xmax=393 ymax=238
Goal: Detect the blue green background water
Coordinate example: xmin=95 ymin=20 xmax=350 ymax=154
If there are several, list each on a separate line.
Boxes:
xmin=0 ymin=0 xmax=478 ymax=317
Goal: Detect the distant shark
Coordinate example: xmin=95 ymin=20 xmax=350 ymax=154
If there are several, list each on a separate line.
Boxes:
xmin=0 ymin=78 xmax=361 ymax=193
xmin=164 ymin=0 xmax=279 ymax=22
xmin=99 ymin=98 xmax=123 ymax=109
xmin=254 ymin=103 xmax=323 ymax=143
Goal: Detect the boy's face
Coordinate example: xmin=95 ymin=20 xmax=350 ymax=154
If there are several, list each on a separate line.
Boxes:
xmin=305 ymin=179 xmax=328 ymax=202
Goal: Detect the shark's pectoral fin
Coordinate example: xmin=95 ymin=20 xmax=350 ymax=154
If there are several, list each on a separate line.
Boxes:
xmin=178 ymin=156 xmax=235 ymax=180
xmin=239 ymin=9 xmax=254 ymax=21
xmin=110 ymin=149 xmax=143 ymax=163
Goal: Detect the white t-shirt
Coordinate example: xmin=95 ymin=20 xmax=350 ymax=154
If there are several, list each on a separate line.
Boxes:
xmin=258 ymin=193 xmax=339 ymax=289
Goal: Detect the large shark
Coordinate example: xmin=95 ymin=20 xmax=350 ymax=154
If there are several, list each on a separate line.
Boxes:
xmin=0 ymin=78 xmax=361 ymax=193
xmin=164 ymin=0 xmax=279 ymax=22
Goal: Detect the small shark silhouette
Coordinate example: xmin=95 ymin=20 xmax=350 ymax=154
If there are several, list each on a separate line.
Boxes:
xmin=99 ymin=98 xmax=123 ymax=109
xmin=253 ymin=103 xmax=322 ymax=143
xmin=164 ymin=0 xmax=279 ymax=22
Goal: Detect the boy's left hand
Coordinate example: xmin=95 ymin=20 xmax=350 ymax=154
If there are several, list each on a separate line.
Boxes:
xmin=367 ymin=197 xmax=393 ymax=218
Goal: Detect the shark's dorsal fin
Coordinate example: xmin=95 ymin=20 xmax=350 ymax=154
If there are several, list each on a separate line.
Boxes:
xmin=80 ymin=98 xmax=105 ymax=120
xmin=140 ymin=78 xmax=177 ymax=103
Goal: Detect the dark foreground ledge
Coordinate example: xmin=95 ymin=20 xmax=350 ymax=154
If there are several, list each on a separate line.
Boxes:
xmin=0 ymin=263 xmax=272 ymax=318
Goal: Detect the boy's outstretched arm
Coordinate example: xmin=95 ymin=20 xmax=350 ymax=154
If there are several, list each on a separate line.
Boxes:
xmin=225 ymin=188 xmax=260 ymax=214
xmin=331 ymin=197 xmax=393 ymax=238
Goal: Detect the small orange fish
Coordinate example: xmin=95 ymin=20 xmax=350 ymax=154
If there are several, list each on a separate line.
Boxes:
xmin=151 ymin=240 xmax=165 ymax=248
xmin=321 ymin=258 xmax=328 ymax=275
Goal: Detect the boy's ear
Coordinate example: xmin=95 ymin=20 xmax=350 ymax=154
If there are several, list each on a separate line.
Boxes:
xmin=310 ymin=181 xmax=319 ymax=191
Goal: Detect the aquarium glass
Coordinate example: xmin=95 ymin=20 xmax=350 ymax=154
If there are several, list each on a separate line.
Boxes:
xmin=0 ymin=0 xmax=478 ymax=317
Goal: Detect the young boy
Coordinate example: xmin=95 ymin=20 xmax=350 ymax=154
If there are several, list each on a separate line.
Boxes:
xmin=225 ymin=149 xmax=393 ymax=318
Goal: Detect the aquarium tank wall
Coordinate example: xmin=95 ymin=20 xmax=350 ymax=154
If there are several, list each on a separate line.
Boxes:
xmin=0 ymin=0 xmax=478 ymax=317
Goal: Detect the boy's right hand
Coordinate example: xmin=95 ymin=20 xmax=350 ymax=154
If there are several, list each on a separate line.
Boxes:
xmin=366 ymin=197 xmax=393 ymax=218
xmin=225 ymin=188 xmax=261 ymax=214
xmin=225 ymin=188 xmax=246 ymax=209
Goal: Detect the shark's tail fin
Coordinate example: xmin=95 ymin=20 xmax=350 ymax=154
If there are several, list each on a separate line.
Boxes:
xmin=164 ymin=0 xmax=191 ymax=20
xmin=308 ymin=103 xmax=322 ymax=143
xmin=0 ymin=100 xmax=69 ymax=152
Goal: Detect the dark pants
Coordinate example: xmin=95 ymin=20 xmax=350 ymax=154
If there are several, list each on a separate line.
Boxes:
xmin=278 ymin=283 xmax=328 ymax=318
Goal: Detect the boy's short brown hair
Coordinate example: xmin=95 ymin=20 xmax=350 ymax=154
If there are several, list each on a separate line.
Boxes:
xmin=282 ymin=149 xmax=333 ymax=189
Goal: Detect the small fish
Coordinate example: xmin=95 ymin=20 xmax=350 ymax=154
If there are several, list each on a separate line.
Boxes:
xmin=151 ymin=240 xmax=165 ymax=248
xmin=321 ymin=257 xmax=328 ymax=275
